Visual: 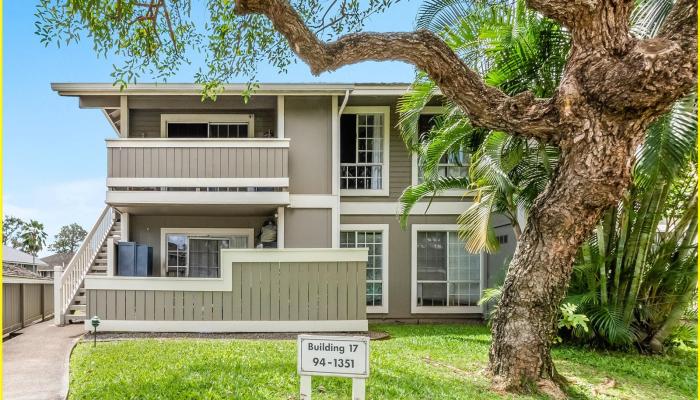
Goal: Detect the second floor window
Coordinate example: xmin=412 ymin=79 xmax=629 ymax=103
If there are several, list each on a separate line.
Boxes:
xmin=167 ymin=122 xmax=250 ymax=138
xmin=340 ymin=109 xmax=389 ymax=194
xmin=416 ymin=114 xmax=468 ymax=184
xmin=161 ymin=114 xmax=255 ymax=139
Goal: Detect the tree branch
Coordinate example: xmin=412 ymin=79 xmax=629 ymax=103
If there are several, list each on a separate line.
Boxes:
xmin=525 ymin=0 xmax=597 ymax=27
xmin=578 ymin=0 xmax=697 ymax=112
xmin=234 ymin=0 xmax=560 ymax=141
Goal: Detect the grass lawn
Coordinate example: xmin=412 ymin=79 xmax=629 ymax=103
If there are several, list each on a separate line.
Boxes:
xmin=69 ymin=324 xmax=697 ymax=399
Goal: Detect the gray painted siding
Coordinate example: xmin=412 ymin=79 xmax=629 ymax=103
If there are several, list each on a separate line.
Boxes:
xmin=340 ymin=214 xmax=515 ymax=321
xmin=87 ymin=261 xmax=366 ymax=322
xmin=107 ymin=146 xmax=288 ymax=179
xmin=284 ymin=209 xmax=332 ymax=248
xmin=129 ymin=215 xmax=270 ymax=276
xmin=129 ymin=109 xmax=276 ymax=138
xmin=284 ymin=96 xmax=332 ymax=194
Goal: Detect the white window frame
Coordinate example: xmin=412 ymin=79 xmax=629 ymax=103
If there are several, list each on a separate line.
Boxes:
xmin=160 ymin=114 xmax=255 ymax=138
xmin=340 ymin=106 xmax=391 ymax=197
xmin=411 ymin=107 xmax=468 ymax=197
xmin=160 ymin=228 xmax=255 ymax=276
xmin=340 ymin=224 xmax=389 ymax=314
xmin=411 ymin=224 xmax=485 ymax=314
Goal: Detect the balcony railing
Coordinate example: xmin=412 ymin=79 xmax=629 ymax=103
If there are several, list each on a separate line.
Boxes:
xmin=106 ymin=138 xmax=290 ymax=205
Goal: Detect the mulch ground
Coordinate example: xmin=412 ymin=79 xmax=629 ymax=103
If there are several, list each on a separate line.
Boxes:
xmin=82 ymin=330 xmax=390 ymax=342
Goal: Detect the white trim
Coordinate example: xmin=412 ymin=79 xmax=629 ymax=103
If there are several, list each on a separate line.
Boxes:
xmin=276 ymin=95 xmax=285 ymax=138
xmin=411 ymin=108 xmax=467 ymax=197
xmin=120 ymin=212 xmax=129 ymax=242
xmin=289 ymin=194 xmax=337 ymax=208
xmin=340 ymin=106 xmax=391 ymax=197
xmin=106 ymin=238 xmax=115 ymax=277
xmin=340 ymin=224 xmax=389 ymax=314
xmin=102 ymin=108 xmax=121 ymax=136
xmin=332 ymin=196 xmax=341 ymax=248
xmin=107 ymin=177 xmax=289 ymax=188
xmin=277 ymin=206 xmax=285 ymax=248
xmin=160 ymin=114 xmax=255 ymax=138
xmin=85 ymin=272 xmax=232 ymax=291
xmin=85 ymin=248 xmax=368 ymax=291
xmin=120 ymin=95 xmax=129 ymax=137
xmin=340 ymin=201 xmax=471 ymax=215
xmin=2 ymin=277 xmax=52 ymax=284
xmin=106 ymin=138 xmax=290 ymax=148
xmin=84 ymin=319 xmax=368 ymax=332
xmin=106 ymin=191 xmax=290 ymax=205
xmin=411 ymin=224 xmax=484 ymax=314
xmin=221 ymin=248 xmax=368 ymax=263
xmin=160 ymin=228 xmax=255 ymax=276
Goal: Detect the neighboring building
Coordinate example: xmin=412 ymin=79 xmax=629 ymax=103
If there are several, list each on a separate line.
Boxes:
xmin=2 ymin=246 xmax=49 ymax=275
xmin=40 ymin=252 xmax=75 ymax=279
xmin=51 ymin=83 xmax=516 ymax=332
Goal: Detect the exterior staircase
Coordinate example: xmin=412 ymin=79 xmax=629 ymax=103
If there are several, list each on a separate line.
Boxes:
xmin=56 ymin=207 xmax=121 ymax=324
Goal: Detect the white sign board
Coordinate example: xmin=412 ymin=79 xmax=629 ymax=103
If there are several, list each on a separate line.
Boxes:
xmin=297 ymin=335 xmax=369 ymax=378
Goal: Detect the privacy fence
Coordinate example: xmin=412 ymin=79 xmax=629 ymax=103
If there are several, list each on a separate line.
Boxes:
xmin=3 ymin=279 xmax=54 ymax=335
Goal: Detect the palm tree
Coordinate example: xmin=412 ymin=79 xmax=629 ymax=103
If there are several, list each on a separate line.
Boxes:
xmin=20 ymin=220 xmax=48 ymax=274
xmin=398 ymin=0 xmax=567 ymax=252
xmin=399 ymin=0 xmax=698 ymax=352
xmin=566 ymin=94 xmax=697 ymax=351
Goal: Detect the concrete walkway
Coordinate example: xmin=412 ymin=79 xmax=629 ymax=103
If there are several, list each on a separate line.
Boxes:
xmin=3 ymin=321 xmax=84 ymax=400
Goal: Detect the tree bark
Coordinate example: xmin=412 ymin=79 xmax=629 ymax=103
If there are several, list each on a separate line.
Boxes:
xmin=489 ymin=116 xmax=644 ymax=395
xmin=231 ymin=0 xmax=697 ymax=395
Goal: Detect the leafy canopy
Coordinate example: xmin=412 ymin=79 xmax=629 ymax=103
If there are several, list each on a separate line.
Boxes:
xmin=49 ymin=223 xmax=88 ymax=254
xmin=36 ymin=0 xmax=398 ymax=97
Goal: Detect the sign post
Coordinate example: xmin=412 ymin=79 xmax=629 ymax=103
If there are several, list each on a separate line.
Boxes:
xmin=297 ymin=335 xmax=370 ymax=400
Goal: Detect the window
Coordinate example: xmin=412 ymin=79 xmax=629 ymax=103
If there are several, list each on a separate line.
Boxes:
xmin=160 ymin=114 xmax=254 ymax=138
xmin=412 ymin=111 xmax=469 ymax=192
xmin=412 ymin=225 xmax=483 ymax=313
xmin=340 ymin=224 xmax=389 ymax=313
xmin=340 ymin=107 xmax=390 ymax=196
xmin=161 ymin=228 xmax=254 ymax=277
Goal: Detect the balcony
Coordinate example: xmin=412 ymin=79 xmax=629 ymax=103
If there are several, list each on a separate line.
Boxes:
xmin=105 ymin=138 xmax=290 ymax=207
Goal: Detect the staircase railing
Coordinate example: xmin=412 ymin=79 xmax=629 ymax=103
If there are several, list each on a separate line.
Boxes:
xmin=56 ymin=206 xmax=117 ymax=324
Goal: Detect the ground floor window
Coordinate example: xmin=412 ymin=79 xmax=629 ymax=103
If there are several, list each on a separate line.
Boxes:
xmin=161 ymin=229 xmax=253 ymax=278
xmin=340 ymin=224 xmax=389 ymax=313
xmin=412 ymin=225 xmax=482 ymax=313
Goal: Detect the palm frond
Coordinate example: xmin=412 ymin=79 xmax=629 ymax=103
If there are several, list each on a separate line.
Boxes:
xmin=398 ymin=176 xmax=471 ymax=227
xmin=457 ymin=189 xmax=500 ymax=252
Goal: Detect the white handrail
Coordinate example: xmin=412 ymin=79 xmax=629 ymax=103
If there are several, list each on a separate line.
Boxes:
xmin=57 ymin=206 xmax=117 ymax=322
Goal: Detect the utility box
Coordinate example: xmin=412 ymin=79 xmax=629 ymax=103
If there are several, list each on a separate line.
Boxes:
xmin=117 ymin=242 xmax=153 ymax=276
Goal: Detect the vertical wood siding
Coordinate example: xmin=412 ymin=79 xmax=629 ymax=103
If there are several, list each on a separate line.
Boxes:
xmin=87 ymin=261 xmax=366 ymax=321
xmin=108 ymin=146 xmax=288 ymax=179
xmin=3 ymin=283 xmax=54 ymax=335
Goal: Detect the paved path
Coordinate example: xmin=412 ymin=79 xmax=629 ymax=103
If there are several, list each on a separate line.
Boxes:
xmin=3 ymin=321 xmax=84 ymax=400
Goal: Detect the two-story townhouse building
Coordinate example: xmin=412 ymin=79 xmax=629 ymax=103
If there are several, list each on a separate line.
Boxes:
xmin=51 ymin=83 xmax=516 ymax=332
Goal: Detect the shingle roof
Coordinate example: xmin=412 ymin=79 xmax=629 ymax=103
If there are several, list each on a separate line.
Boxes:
xmin=2 ymin=246 xmax=49 ymax=267
xmin=40 ymin=252 xmax=75 ymax=270
xmin=2 ymin=264 xmax=50 ymax=280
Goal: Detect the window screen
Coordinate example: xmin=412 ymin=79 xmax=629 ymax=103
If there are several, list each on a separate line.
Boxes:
xmin=416 ymin=231 xmax=480 ymax=307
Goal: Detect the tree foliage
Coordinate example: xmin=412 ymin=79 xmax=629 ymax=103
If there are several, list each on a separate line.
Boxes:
xmin=49 ymin=223 xmax=88 ymax=254
xmin=36 ymin=0 xmax=397 ymax=97
xmin=3 ymin=215 xmax=26 ymax=248
xmin=19 ymin=220 xmax=48 ymax=257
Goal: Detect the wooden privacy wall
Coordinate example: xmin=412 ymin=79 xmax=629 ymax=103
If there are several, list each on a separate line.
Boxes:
xmin=88 ymin=261 xmax=366 ymax=321
xmin=108 ymin=146 xmax=289 ymax=179
xmin=3 ymin=282 xmax=54 ymax=335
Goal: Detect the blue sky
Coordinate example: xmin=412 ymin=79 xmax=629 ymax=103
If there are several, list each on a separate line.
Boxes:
xmin=3 ymin=1 xmax=420 ymax=255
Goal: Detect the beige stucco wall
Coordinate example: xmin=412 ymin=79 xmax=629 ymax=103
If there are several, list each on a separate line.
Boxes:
xmin=284 ymin=208 xmax=332 ymax=248
xmin=284 ymin=96 xmax=332 ymax=195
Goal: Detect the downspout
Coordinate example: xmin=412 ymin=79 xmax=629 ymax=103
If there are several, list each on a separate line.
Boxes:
xmin=332 ymin=89 xmax=351 ymax=248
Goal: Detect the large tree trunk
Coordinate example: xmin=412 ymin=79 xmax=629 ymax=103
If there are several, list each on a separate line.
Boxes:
xmin=489 ymin=115 xmax=647 ymax=395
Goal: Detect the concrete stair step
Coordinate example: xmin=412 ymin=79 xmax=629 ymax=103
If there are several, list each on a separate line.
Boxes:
xmin=69 ymin=304 xmax=86 ymax=312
